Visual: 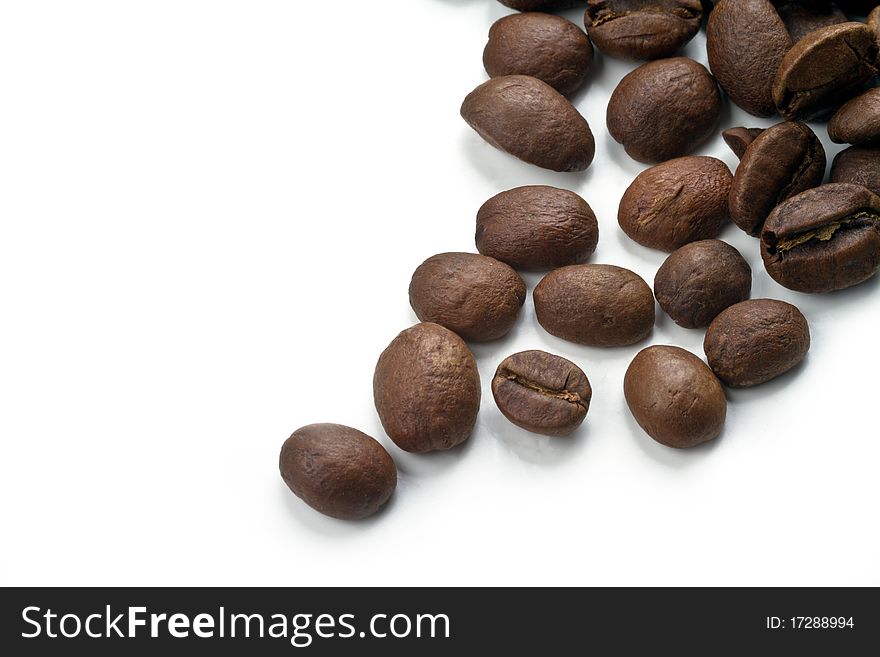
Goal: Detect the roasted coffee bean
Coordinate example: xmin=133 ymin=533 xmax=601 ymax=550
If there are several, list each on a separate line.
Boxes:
xmin=704 ymin=299 xmax=810 ymax=387
xmin=777 ymin=1 xmax=848 ymax=42
xmin=870 ymin=6 xmax=880 ymax=39
xmin=707 ymin=0 xmax=792 ymax=117
xmin=618 ymin=156 xmax=732 ymax=251
xmin=374 ymin=323 xmax=481 ymax=453
xmin=484 ymin=13 xmax=592 ymax=97
xmin=607 ymin=57 xmax=720 ymax=163
xmin=729 ymin=121 xmax=826 ymax=236
xmin=279 ymin=424 xmax=396 ymax=520
xmin=773 ymin=22 xmax=879 ymax=120
xmin=499 ymin=0 xmax=586 ymax=10
xmin=828 ymin=88 xmax=880 ymax=145
xmin=534 ymin=264 xmax=654 ymax=347
xmin=722 ymin=127 xmax=765 ymax=159
xmin=409 ymin=252 xmax=526 ymax=342
xmin=461 ymin=75 xmax=595 ymax=172
xmin=624 ymin=345 xmax=726 ymax=449
xmin=492 ymin=350 xmax=592 ymax=436
xmin=584 ymin=0 xmax=702 ymax=60
xmin=476 ymin=186 xmax=599 ymax=270
xmin=830 ymin=145 xmax=880 ymax=196
xmin=654 ymin=240 xmax=752 ymax=329
xmin=761 ymin=183 xmax=880 ymax=292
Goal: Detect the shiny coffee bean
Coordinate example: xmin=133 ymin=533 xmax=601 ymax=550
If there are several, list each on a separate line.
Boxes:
xmin=492 ymin=350 xmax=592 ymax=436
xmin=461 ymin=75 xmax=595 ymax=172
xmin=618 ymin=156 xmax=732 ymax=251
xmin=624 ymin=345 xmax=726 ymax=449
xmin=374 ymin=323 xmax=481 ymax=453
xmin=729 ymin=121 xmax=826 ymax=236
xmin=722 ymin=127 xmax=765 ymax=159
xmin=830 ymin=145 xmax=880 ymax=196
xmin=476 ymin=186 xmax=599 ymax=270
xmin=484 ymin=13 xmax=592 ymax=97
xmin=654 ymin=240 xmax=752 ymax=329
xmin=828 ymin=88 xmax=880 ymax=145
xmin=606 ymin=57 xmax=721 ymax=163
xmin=704 ymin=299 xmax=810 ymax=387
xmin=585 ymin=0 xmax=702 ymax=60
xmin=707 ymin=0 xmax=792 ymax=117
xmin=761 ymin=183 xmax=880 ymax=292
xmin=280 ymin=424 xmax=396 ymax=520
xmin=409 ymin=252 xmax=526 ymax=342
xmin=773 ymin=22 xmax=879 ymax=120
xmin=534 ymin=264 xmax=655 ymax=347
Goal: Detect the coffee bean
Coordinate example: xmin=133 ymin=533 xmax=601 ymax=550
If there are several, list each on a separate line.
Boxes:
xmin=707 ymin=0 xmax=792 ymax=117
xmin=830 ymin=145 xmax=880 ymax=196
xmin=607 ymin=57 xmax=721 ymax=163
xmin=729 ymin=121 xmax=826 ymax=236
xmin=534 ymin=264 xmax=655 ymax=346
xmin=828 ymin=88 xmax=880 ymax=145
xmin=484 ymin=13 xmax=592 ymax=97
xmin=722 ymin=127 xmax=765 ymax=159
xmin=761 ymin=182 xmax=880 ymax=292
xmin=408 ymin=252 xmax=526 ymax=342
xmin=374 ymin=323 xmax=481 ymax=453
xmin=704 ymin=299 xmax=810 ymax=387
xmin=870 ymin=6 xmax=880 ymax=40
xmin=654 ymin=240 xmax=752 ymax=329
xmin=777 ymin=1 xmax=848 ymax=42
xmin=618 ymin=156 xmax=732 ymax=251
xmin=492 ymin=350 xmax=592 ymax=436
xmin=461 ymin=75 xmax=595 ymax=172
xmin=499 ymin=0 xmax=586 ymax=10
xmin=476 ymin=186 xmax=598 ymax=271
xmin=279 ymin=424 xmax=396 ymax=520
xmin=585 ymin=0 xmax=702 ymax=60
xmin=624 ymin=345 xmax=726 ymax=449
xmin=773 ymin=22 xmax=879 ymax=120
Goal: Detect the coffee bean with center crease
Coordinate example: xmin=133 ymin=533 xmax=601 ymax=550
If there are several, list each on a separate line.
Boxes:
xmin=409 ymin=252 xmax=526 ymax=342
xmin=761 ymin=183 xmax=880 ymax=292
xmin=606 ymin=57 xmax=721 ymax=163
xmin=374 ymin=323 xmax=481 ymax=453
xmin=704 ymin=299 xmax=810 ymax=387
xmin=279 ymin=424 xmax=397 ymax=520
xmin=618 ymin=156 xmax=732 ymax=251
xmin=483 ymin=13 xmax=592 ymax=97
xmin=828 ymin=88 xmax=880 ymax=145
xmin=498 ymin=0 xmax=586 ymax=10
xmin=707 ymin=0 xmax=792 ymax=117
xmin=624 ymin=346 xmax=726 ymax=449
xmin=585 ymin=0 xmax=702 ymax=60
xmin=492 ymin=350 xmax=592 ymax=436
xmin=722 ymin=127 xmax=765 ymax=160
xmin=831 ymin=146 xmax=880 ymax=196
xmin=534 ymin=264 xmax=655 ymax=347
xmin=773 ymin=22 xmax=879 ymax=120
xmin=729 ymin=121 xmax=826 ymax=236
xmin=776 ymin=1 xmax=848 ymax=42
xmin=654 ymin=240 xmax=752 ymax=329
xmin=461 ymin=75 xmax=595 ymax=172
xmin=476 ymin=186 xmax=599 ymax=270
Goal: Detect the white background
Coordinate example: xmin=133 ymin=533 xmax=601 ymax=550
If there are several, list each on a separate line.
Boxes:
xmin=1 ymin=0 xmax=878 ymax=586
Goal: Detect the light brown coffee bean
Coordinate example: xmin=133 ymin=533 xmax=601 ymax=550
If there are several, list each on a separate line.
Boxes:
xmin=461 ymin=75 xmax=595 ymax=172
xmin=534 ymin=264 xmax=655 ymax=347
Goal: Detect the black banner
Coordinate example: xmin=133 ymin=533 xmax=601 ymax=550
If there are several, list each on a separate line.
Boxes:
xmin=1 ymin=587 xmax=877 ymax=654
